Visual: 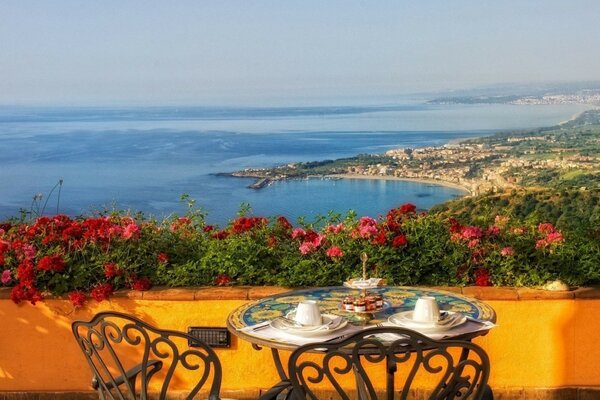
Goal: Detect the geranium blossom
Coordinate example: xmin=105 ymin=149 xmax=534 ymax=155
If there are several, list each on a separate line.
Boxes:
xmin=474 ymin=269 xmax=491 ymax=286
xmin=392 ymin=235 xmax=408 ymax=247
xmin=157 ymin=252 xmax=169 ymax=264
xmin=326 ymin=223 xmax=344 ymax=234
xmin=291 ymin=228 xmax=306 ymax=239
xmin=68 ymin=291 xmax=87 ymax=308
xmin=104 ymin=262 xmax=121 ymax=278
xmin=1 ymin=269 xmax=11 ymax=284
xmin=90 ymin=282 xmax=114 ymax=302
xmin=130 ymin=277 xmax=152 ymax=291
xmin=37 ymin=255 xmax=66 ymax=272
xmin=326 ymin=246 xmax=344 ymax=259
xmin=500 ymin=247 xmax=514 ymax=257
xmin=214 ymin=273 xmax=232 ymax=286
xmin=299 ymin=241 xmax=316 ymax=255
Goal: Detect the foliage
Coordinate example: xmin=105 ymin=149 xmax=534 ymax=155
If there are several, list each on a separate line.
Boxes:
xmin=1 ymin=201 xmax=599 ymax=308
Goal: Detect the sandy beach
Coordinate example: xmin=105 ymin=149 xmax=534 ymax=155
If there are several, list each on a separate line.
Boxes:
xmin=327 ymin=173 xmax=472 ymax=195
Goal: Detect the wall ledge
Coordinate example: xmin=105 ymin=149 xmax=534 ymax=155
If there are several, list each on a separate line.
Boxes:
xmin=1 ymin=285 xmax=599 ymax=302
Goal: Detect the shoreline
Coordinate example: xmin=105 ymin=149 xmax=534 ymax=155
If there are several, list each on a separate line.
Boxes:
xmin=325 ymin=173 xmax=472 ymax=195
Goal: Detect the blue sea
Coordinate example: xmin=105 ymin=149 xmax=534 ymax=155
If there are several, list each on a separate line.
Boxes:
xmin=0 ymin=102 xmax=588 ymax=225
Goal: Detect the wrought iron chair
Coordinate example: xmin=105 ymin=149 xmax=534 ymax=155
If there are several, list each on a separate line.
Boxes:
xmin=72 ymin=311 xmax=222 ymax=400
xmin=288 ymin=326 xmax=491 ymax=400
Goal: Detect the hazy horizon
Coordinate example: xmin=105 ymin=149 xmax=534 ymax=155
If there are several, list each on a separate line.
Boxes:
xmin=2 ymin=1 xmax=600 ymax=106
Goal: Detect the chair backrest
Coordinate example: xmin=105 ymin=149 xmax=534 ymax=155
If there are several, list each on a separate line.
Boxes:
xmin=72 ymin=311 xmax=222 ymax=400
xmin=288 ymin=327 xmax=490 ymax=400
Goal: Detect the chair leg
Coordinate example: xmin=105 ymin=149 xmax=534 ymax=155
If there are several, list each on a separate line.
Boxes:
xmin=482 ymin=384 xmax=494 ymax=400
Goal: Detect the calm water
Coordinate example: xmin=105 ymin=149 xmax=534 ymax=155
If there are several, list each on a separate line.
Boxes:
xmin=0 ymin=102 xmax=588 ymax=225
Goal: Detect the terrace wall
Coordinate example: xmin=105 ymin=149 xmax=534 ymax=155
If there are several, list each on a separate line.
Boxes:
xmin=0 ymin=286 xmax=599 ymax=399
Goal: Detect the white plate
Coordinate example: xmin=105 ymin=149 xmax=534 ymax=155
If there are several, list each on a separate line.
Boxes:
xmin=388 ymin=311 xmax=466 ymax=332
xmin=270 ymin=314 xmax=348 ymax=336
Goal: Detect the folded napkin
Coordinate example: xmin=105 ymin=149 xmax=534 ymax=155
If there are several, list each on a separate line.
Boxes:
xmin=242 ymin=322 xmax=362 ymax=346
xmin=378 ymin=319 xmax=496 ymax=341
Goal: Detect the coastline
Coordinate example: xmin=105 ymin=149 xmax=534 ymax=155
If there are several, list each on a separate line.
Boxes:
xmin=326 ymin=173 xmax=472 ymax=195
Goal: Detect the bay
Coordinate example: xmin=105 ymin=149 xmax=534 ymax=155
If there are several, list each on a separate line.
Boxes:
xmin=0 ymin=102 xmax=588 ymax=225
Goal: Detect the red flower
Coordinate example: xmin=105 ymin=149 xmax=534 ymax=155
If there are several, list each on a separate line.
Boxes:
xmin=212 ymin=230 xmax=229 ymax=240
xmin=231 ymin=216 xmax=267 ymax=234
xmin=157 ymin=252 xmax=169 ymax=264
xmin=90 ymin=282 xmax=114 ymax=302
xmin=17 ymin=260 xmax=36 ymax=286
xmin=538 ymin=223 xmax=556 ymax=235
xmin=326 ymin=246 xmax=344 ymax=259
xmin=203 ymin=225 xmax=214 ymax=233
xmin=38 ymin=255 xmax=66 ymax=272
xmin=130 ymin=277 xmax=152 ymax=291
xmin=371 ymin=230 xmax=387 ymax=246
xmin=474 ymin=269 xmax=491 ymax=286
xmin=214 ymin=273 xmax=232 ymax=286
xmin=277 ymin=216 xmax=293 ymax=231
xmin=68 ymin=291 xmax=87 ymax=308
xmin=391 ymin=235 xmax=408 ymax=247
xmin=10 ymin=284 xmax=43 ymax=305
xmin=267 ymin=236 xmax=278 ymax=248
xmin=398 ymin=203 xmax=416 ymax=214
xmin=103 ymin=262 xmax=121 ymax=278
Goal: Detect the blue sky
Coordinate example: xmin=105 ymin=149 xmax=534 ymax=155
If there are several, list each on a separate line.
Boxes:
xmin=1 ymin=0 xmax=599 ymax=105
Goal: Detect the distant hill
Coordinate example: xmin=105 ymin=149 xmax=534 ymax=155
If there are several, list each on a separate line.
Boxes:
xmin=430 ymin=188 xmax=600 ymax=233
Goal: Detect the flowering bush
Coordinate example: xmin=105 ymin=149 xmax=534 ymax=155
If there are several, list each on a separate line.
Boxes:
xmin=1 ymin=203 xmax=599 ymax=307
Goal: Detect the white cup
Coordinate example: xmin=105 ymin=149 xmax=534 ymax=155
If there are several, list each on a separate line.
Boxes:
xmin=412 ymin=296 xmax=440 ymax=323
xmin=295 ymin=300 xmax=322 ymax=326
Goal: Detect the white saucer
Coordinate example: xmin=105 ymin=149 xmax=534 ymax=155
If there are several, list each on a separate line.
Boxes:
xmin=388 ymin=311 xmax=466 ymax=332
xmin=270 ymin=314 xmax=348 ymax=336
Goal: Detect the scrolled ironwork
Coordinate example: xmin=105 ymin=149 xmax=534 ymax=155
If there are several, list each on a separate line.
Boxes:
xmin=72 ymin=311 xmax=222 ymax=400
xmin=288 ymin=326 xmax=490 ymax=400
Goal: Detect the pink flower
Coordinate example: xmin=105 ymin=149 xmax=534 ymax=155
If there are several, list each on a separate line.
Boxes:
xmin=500 ymin=247 xmax=514 ymax=257
xmin=312 ymin=234 xmax=325 ymax=247
xmin=299 ymin=241 xmax=316 ymax=255
xmin=22 ymin=244 xmax=37 ymax=261
xmin=326 ymin=246 xmax=344 ymax=259
xmin=467 ymin=239 xmax=480 ymax=248
xmin=546 ymin=231 xmax=564 ymax=244
xmin=1 ymin=269 xmax=11 ymax=284
xmin=486 ymin=225 xmax=501 ymax=236
xmin=291 ymin=228 xmax=306 ymax=239
xmin=326 ymin=224 xmax=344 ymax=234
xmin=122 ymin=223 xmax=140 ymax=240
xmin=461 ymin=226 xmax=483 ymax=240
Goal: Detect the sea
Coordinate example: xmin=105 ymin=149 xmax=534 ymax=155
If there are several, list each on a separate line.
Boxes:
xmin=0 ymin=101 xmax=589 ymax=226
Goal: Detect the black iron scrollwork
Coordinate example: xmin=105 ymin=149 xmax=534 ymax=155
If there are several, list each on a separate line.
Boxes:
xmin=72 ymin=311 xmax=222 ymax=400
xmin=288 ymin=327 xmax=490 ymax=400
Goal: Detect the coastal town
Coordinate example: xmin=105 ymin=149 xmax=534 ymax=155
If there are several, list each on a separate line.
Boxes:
xmin=228 ymin=109 xmax=600 ymax=196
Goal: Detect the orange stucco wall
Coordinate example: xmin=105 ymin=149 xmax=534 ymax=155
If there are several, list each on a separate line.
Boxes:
xmin=0 ymin=287 xmax=599 ymax=393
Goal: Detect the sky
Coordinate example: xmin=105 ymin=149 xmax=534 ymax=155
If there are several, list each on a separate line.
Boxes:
xmin=1 ymin=0 xmax=599 ymax=105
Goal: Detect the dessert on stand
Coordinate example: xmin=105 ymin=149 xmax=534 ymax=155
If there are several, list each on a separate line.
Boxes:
xmin=342 ymin=253 xmax=387 ymax=323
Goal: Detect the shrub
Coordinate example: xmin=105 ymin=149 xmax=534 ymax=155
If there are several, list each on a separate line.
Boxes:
xmin=1 ymin=203 xmax=599 ymax=307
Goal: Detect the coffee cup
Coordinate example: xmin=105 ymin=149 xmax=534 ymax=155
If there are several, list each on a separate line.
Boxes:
xmin=295 ymin=300 xmax=322 ymax=326
xmin=413 ymin=296 xmax=440 ymax=323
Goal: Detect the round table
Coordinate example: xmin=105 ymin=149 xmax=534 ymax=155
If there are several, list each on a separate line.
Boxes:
xmin=227 ymin=286 xmax=496 ymax=400
xmin=227 ymin=286 xmax=496 ymax=351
